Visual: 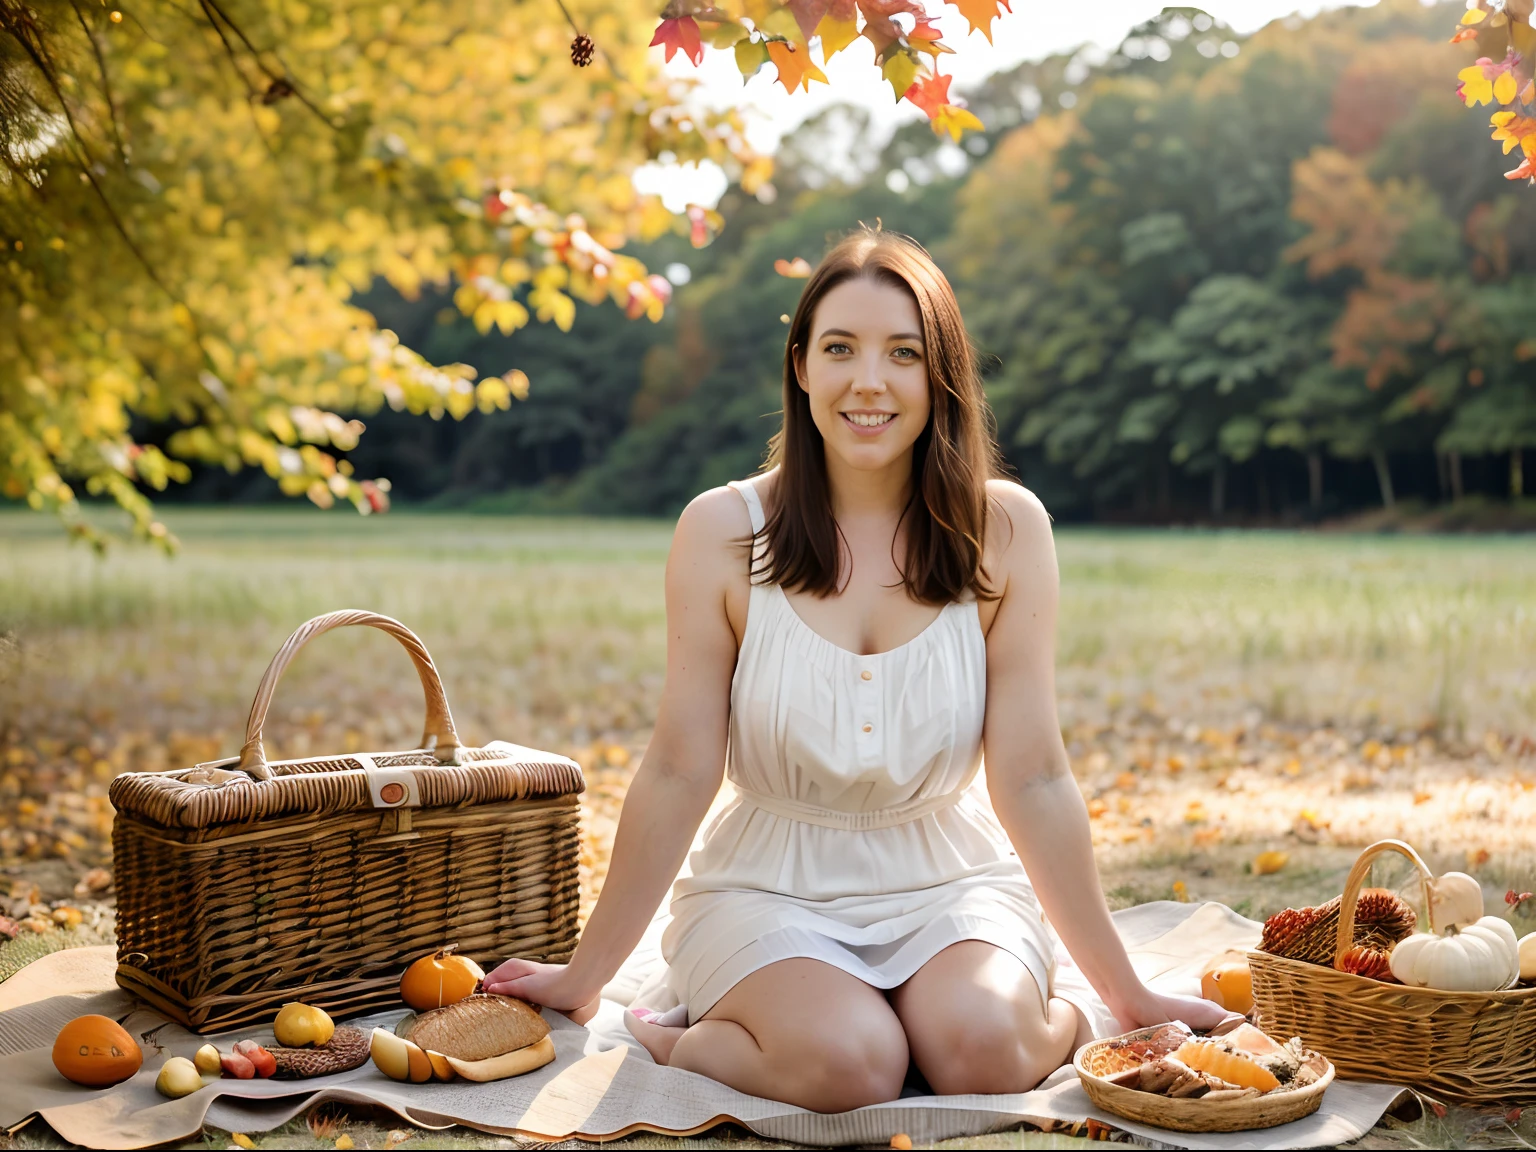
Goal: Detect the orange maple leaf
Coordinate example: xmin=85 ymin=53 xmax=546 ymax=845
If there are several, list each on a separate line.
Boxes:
xmin=945 ymin=0 xmax=1011 ymax=43
xmin=650 ymin=16 xmax=704 ymax=65
xmin=904 ymin=72 xmax=954 ymax=118
xmin=765 ymin=39 xmax=828 ymax=92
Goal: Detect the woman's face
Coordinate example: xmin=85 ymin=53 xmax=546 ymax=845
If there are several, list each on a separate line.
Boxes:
xmin=796 ymin=276 xmax=931 ymax=474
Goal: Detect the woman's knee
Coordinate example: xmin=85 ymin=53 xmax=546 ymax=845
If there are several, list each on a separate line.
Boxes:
xmin=910 ymin=995 xmax=1075 ymax=1095
xmin=774 ymin=1019 xmax=909 ymax=1111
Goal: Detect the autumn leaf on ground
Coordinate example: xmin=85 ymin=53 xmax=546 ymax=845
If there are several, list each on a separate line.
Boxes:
xmin=650 ymin=16 xmax=704 ymax=65
xmin=1252 ymin=850 xmax=1290 ymax=875
xmin=766 ymin=39 xmax=828 ymax=92
xmin=774 ymin=257 xmax=812 ymax=277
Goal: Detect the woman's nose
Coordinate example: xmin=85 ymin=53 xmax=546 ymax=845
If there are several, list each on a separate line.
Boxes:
xmin=851 ymin=356 xmax=887 ymax=396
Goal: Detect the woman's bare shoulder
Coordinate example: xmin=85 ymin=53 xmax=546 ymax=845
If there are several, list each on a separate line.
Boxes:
xmin=984 ymin=478 xmax=1053 ymax=568
xmin=671 ymin=484 xmax=755 ymax=566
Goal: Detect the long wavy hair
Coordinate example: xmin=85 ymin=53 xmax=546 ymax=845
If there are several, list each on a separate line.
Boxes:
xmin=756 ymin=227 xmax=1006 ymax=605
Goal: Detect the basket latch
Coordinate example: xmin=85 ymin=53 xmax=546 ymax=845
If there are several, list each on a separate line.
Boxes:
xmin=356 ymin=755 xmax=421 ymax=836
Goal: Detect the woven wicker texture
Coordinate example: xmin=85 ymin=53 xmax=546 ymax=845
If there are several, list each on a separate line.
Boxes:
xmin=1074 ymin=1028 xmax=1335 ymax=1133
xmin=1250 ymin=839 xmax=1536 ymax=1107
xmin=109 ymin=611 xmax=584 ymax=1034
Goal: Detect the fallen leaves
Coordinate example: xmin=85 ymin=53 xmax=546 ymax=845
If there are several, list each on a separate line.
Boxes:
xmin=1251 ymin=850 xmax=1290 ymax=876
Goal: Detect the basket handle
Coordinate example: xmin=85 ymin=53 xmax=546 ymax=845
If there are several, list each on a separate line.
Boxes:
xmin=237 ymin=610 xmax=462 ymax=781
xmin=1333 ymin=838 xmax=1436 ymax=971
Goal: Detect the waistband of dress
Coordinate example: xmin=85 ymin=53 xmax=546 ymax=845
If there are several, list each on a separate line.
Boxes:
xmin=729 ymin=783 xmax=969 ymax=830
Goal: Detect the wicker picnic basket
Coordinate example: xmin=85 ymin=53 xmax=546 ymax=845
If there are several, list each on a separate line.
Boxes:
xmin=109 ymin=610 xmax=585 ymax=1034
xmin=1249 ymin=838 xmax=1536 ymax=1107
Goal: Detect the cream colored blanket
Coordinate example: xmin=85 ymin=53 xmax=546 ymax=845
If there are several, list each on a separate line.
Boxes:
xmin=0 ymin=902 xmax=1406 ymax=1149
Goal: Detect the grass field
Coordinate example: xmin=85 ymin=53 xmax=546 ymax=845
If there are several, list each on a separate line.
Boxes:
xmin=2 ymin=508 xmax=1535 ymax=1149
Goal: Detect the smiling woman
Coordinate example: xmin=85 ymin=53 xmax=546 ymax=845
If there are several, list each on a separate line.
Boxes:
xmin=481 ymin=226 xmax=1232 ymax=1113
xmin=762 ymin=232 xmax=1000 ymax=608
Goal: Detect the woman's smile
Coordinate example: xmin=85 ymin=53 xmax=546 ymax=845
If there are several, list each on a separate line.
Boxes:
xmin=841 ymin=410 xmax=897 ymax=433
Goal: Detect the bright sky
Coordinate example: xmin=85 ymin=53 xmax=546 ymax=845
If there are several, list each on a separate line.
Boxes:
xmin=634 ymin=0 xmax=1383 ymax=211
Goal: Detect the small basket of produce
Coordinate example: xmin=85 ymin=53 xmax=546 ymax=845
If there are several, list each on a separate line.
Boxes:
xmin=109 ymin=610 xmax=585 ymax=1034
xmin=1074 ymin=1021 xmax=1334 ymax=1133
xmin=1249 ymin=838 xmax=1536 ymax=1106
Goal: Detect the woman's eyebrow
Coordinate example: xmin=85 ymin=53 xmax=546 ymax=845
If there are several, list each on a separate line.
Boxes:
xmin=816 ymin=328 xmax=924 ymax=342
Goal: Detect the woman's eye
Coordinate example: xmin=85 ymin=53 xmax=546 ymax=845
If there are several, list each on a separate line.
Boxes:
xmin=824 ymin=342 xmax=852 ymax=355
xmin=891 ymin=346 xmax=921 ymax=360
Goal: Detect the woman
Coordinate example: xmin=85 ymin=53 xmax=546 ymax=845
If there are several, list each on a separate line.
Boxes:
xmin=484 ymin=228 xmax=1226 ymax=1111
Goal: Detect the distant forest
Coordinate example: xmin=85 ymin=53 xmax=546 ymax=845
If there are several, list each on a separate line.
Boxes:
xmin=151 ymin=1 xmax=1536 ymax=524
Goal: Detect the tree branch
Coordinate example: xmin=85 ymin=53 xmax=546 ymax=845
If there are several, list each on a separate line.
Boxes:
xmin=69 ymin=0 xmax=129 ymax=168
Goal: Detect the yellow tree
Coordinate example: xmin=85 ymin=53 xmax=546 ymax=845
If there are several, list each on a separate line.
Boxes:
xmin=1 ymin=0 xmax=756 ymax=545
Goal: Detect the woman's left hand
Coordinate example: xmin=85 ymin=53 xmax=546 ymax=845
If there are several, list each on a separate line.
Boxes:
xmin=1107 ymin=986 xmax=1240 ymax=1035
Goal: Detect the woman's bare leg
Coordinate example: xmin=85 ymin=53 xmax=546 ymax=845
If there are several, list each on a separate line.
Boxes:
xmin=630 ymin=958 xmax=909 ymax=1112
xmin=890 ymin=940 xmax=1076 ymax=1095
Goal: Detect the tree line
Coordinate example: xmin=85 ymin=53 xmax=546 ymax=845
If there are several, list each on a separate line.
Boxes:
xmin=155 ymin=2 xmax=1536 ymax=523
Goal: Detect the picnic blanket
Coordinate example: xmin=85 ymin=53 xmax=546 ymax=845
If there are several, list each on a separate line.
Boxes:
xmin=0 ymin=902 xmax=1409 ymax=1149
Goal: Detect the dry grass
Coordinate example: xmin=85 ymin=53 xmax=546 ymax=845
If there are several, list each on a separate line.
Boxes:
xmin=2 ymin=507 xmax=1535 ymax=1149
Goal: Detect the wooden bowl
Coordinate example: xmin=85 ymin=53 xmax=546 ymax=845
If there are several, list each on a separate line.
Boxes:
xmin=1073 ymin=1027 xmax=1335 ymax=1134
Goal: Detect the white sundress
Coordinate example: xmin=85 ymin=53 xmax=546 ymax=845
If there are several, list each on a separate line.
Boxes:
xmin=654 ymin=476 xmax=1108 ymax=1031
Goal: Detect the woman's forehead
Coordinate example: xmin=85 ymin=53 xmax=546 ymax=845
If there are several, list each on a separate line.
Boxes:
xmin=812 ymin=277 xmax=922 ymax=335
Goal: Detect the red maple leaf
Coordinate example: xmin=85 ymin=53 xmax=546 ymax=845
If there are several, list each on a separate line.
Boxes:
xmin=650 ymin=16 xmax=704 ymax=65
xmin=903 ymin=72 xmax=953 ymax=118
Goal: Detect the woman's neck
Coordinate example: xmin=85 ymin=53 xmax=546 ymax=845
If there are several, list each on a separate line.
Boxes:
xmin=823 ymin=447 xmax=915 ymax=522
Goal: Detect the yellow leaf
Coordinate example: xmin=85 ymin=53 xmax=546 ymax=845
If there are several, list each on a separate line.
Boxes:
xmin=472 ymin=299 xmax=498 ymax=335
xmin=1172 ymin=880 xmax=1189 ymax=903
xmin=493 ymin=299 xmax=529 ymax=335
xmin=700 ymin=18 xmax=749 ymax=47
xmin=881 ymin=50 xmax=919 ymax=101
xmin=735 ymin=37 xmax=769 ymax=76
xmin=930 ymin=103 xmax=984 ymax=141
xmin=815 ymin=14 xmax=859 ymax=60
xmin=1461 ymin=7 xmax=1488 ymax=23
xmin=1495 ymin=70 xmax=1519 ymax=105
xmin=1251 ymin=850 xmax=1289 ymax=876
xmin=232 ymin=1136 xmax=257 ymax=1150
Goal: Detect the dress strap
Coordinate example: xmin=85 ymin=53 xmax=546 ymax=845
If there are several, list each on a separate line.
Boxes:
xmin=726 ymin=478 xmax=766 ymax=534
xmin=730 ymin=784 xmax=970 ymax=831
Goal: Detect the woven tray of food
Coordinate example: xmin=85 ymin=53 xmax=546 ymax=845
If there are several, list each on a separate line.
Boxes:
xmin=1074 ymin=1021 xmax=1334 ymax=1134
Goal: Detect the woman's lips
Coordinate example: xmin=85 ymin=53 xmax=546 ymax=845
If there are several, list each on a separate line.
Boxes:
xmin=841 ymin=411 xmax=896 ymax=435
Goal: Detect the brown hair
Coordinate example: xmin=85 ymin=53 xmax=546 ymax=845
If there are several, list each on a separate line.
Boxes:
xmin=756 ymin=227 xmax=1006 ymax=605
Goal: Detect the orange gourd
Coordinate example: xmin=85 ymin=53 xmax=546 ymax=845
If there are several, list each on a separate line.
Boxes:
xmin=52 ymin=1015 xmax=143 ymax=1088
xmin=1199 ymin=956 xmax=1254 ymax=1015
xmin=400 ymin=947 xmax=485 ymax=1011
xmin=1172 ymin=1041 xmax=1280 ymax=1093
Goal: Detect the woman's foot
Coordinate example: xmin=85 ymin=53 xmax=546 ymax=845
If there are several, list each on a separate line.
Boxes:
xmin=625 ymin=1009 xmax=687 ymax=1065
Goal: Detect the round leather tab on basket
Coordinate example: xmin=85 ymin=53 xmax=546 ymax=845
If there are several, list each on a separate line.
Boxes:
xmin=379 ymin=782 xmax=406 ymax=806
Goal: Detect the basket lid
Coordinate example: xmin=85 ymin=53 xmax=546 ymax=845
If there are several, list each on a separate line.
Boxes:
xmin=110 ymin=741 xmax=585 ymax=830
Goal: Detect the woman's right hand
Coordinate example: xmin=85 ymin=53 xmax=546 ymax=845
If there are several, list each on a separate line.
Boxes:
xmin=483 ymin=957 xmax=602 ymax=1025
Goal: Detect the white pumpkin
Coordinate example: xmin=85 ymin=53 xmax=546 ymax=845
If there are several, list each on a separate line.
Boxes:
xmin=1426 ymin=871 xmax=1485 ymax=932
xmin=1519 ymin=932 xmax=1536 ymax=983
xmin=1390 ymin=917 xmax=1520 ymax=991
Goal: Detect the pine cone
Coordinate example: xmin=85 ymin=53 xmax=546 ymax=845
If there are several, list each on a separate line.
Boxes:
xmin=269 ymin=1025 xmax=370 ymax=1079
xmin=570 ymin=34 xmax=595 ymax=67
xmin=1260 ymin=889 xmax=1416 ymax=965
xmin=1339 ymin=945 xmax=1398 ymax=983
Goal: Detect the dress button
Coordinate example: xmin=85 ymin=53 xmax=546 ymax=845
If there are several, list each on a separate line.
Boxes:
xmin=860 ymin=670 xmax=872 ymax=681
xmin=861 ymin=723 xmax=873 ymax=734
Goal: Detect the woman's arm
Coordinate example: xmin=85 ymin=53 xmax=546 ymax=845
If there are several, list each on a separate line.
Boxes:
xmin=483 ymin=488 xmax=746 ymax=1013
xmin=979 ymin=483 xmax=1227 ymax=1032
